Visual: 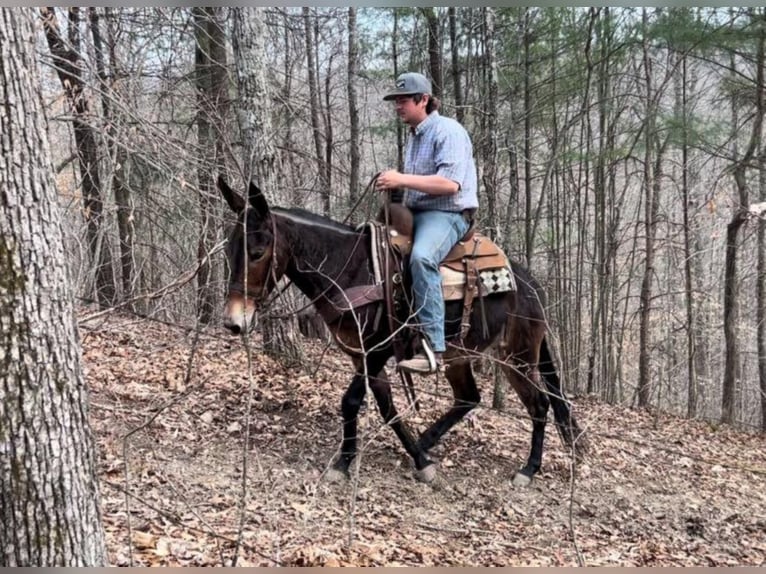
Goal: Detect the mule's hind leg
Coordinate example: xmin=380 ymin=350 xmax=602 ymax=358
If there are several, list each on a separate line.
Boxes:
xmin=539 ymin=337 xmax=587 ymax=460
xmin=500 ymin=351 xmax=550 ymax=486
xmin=417 ymin=360 xmax=480 ymax=453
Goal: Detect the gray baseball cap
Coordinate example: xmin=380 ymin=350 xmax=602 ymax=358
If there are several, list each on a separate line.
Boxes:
xmin=383 ymin=72 xmax=432 ymax=101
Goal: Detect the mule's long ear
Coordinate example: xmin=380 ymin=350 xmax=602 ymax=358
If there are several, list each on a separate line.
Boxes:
xmin=248 ymin=181 xmax=270 ymax=219
xmin=218 ymin=175 xmax=246 ymax=213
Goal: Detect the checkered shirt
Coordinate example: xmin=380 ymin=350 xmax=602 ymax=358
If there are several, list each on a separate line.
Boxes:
xmin=403 ymin=112 xmax=479 ymax=213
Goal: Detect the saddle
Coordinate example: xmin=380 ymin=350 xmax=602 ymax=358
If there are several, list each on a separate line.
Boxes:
xmin=332 ymin=205 xmax=516 ymax=338
xmin=372 ymin=203 xmax=515 ymax=341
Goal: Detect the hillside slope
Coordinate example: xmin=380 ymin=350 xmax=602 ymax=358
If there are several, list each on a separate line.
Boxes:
xmin=80 ymin=313 xmax=766 ymax=566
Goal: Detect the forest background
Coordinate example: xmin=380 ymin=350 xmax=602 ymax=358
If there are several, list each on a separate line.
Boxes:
xmin=36 ymin=6 xmax=766 ymax=432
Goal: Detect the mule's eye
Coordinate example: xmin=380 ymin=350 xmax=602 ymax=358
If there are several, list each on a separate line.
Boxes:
xmin=248 ymin=246 xmax=265 ymax=260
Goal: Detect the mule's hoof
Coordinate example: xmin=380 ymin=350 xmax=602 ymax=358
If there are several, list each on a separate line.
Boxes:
xmin=324 ymin=467 xmax=348 ymax=483
xmin=512 ymin=472 xmax=533 ymax=487
xmin=414 ymin=464 xmax=438 ymax=483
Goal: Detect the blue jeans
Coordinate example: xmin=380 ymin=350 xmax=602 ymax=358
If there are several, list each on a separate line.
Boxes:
xmin=410 ymin=210 xmax=470 ymax=352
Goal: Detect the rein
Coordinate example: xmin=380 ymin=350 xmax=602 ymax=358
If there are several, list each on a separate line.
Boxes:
xmin=259 ymin=173 xmax=381 ymax=318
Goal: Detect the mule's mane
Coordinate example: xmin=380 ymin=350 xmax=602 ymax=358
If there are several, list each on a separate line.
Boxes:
xmin=269 ymin=206 xmax=372 ymax=291
xmin=272 ymin=207 xmax=358 ymax=235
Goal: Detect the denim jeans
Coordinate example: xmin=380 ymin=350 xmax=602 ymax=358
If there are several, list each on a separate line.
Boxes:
xmin=410 ymin=210 xmax=470 ymax=352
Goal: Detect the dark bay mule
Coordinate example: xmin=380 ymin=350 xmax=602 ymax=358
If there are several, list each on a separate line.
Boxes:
xmin=218 ymin=177 xmax=585 ymax=486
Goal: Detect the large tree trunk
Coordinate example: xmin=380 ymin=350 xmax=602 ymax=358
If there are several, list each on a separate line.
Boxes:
xmin=0 ymin=9 xmax=107 ymax=566
xmin=233 ymin=7 xmax=303 ymax=365
xmin=40 ymin=7 xmax=116 ymax=309
xmin=193 ymin=7 xmax=227 ymax=324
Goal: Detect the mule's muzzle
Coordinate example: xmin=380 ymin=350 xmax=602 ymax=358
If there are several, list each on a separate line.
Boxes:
xmin=223 ymin=293 xmax=257 ymax=335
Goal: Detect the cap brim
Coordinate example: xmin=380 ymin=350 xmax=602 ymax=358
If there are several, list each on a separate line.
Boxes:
xmin=383 ymin=90 xmax=419 ymax=101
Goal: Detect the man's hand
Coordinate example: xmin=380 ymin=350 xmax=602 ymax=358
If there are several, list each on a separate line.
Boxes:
xmin=375 ymin=169 xmax=403 ymax=192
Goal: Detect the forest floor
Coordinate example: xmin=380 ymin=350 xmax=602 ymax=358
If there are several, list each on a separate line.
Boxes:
xmin=80 ymin=312 xmax=766 ymax=566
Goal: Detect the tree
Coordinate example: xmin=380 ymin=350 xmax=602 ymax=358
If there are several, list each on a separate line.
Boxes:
xmin=303 ymin=7 xmax=330 ymax=215
xmin=193 ymin=7 xmax=227 ymax=324
xmin=40 ymin=7 xmax=116 ymax=309
xmin=347 ymin=7 xmax=361 ymax=214
xmin=0 ymin=8 xmax=107 ymax=565
xmin=232 ymin=7 xmax=304 ymax=365
xmin=722 ymin=9 xmax=764 ymax=424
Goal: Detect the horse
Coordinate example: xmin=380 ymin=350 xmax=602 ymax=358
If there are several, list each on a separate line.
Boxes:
xmin=217 ymin=176 xmax=586 ymax=486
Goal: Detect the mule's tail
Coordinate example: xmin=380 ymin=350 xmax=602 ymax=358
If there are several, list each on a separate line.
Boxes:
xmin=539 ymin=336 xmax=588 ymax=460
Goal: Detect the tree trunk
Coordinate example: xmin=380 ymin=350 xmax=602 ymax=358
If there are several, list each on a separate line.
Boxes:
xmin=759 ymin=142 xmax=766 ymax=432
xmin=90 ymin=8 xmax=136 ymax=307
xmin=303 ymin=7 xmax=330 ymax=215
xmin=0 ymin=9 xmax=107 ymax=565
xmin=723 ymin=13 xmax=764 ymax=424
xmin=347 ymin=7 xmax=361 ymax=216
xmin=448 ymin=8 xmax=464 ymax=124
xmin=523 ymin=8 xmax=533 ymax=266
xmin=193 ymin=7 xmax=226 ymax=324
xmin=679 ymin=52 xmax=699 ymax=418
xmin=392 ymin=10 xmax=404 ymax=173
xmin=232 ymin=7 xmax=303 ymax=365
xmin=423 ymin=8 xmax=442 ymax=98
xmin=481 ymin=7 xmax=499 ymax=243
xmin=637 ymin=8 xmax=656 ymax=408
xmin=40 ymin=7 xmax=116 ymax=309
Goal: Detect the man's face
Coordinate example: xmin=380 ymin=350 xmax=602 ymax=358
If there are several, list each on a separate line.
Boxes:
xmin=394 ymin=94 xmax=427 ymax=125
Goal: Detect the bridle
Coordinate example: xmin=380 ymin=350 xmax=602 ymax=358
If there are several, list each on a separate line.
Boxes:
xmin=235 ymin=173 xmax=382 ymax=319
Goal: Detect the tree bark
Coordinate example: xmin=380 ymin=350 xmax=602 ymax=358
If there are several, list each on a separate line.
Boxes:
xmin=722 ymin=13 xmax=764 ymax=424
xmin=233 ymin=7 xmax=303 ymax=365
xmin=40 ymin=7 xmax=116 ymax=309
xmin=303 ymin=8 xmax=330 ymax=215
xmin=423 ymin=8 xmax=442 ymax=98
xmin=0 ymin=9 xmax=107 ymax=566
xmin=448 ymin=8 xmax=464 ymax=124
xmin=193 ymin=7 xmax=226 ymax=324
xmin=347 ymin=7 xmax=361 ymax=216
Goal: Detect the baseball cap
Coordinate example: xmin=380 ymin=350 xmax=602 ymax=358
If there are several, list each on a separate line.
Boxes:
xmin=383 ymin=72 xmax=432 ymax=101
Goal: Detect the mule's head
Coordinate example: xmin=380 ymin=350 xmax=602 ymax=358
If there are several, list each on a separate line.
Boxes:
xmin=218 ymin=176 xmax=287 ymax=334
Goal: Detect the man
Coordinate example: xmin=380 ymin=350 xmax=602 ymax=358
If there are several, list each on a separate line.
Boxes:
xmin=376 ymin=72 xmax=479 ymax=375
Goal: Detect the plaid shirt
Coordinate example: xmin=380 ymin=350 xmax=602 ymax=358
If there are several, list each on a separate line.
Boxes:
xmin=403 ymin=112 xmax=479 ymax=212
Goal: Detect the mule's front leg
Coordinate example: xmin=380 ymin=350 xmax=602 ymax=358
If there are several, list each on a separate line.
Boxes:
xmin=368 ymin=370 xmax=435 ymax=481
xmin=326 ymin=373 xmax=366 ymax=482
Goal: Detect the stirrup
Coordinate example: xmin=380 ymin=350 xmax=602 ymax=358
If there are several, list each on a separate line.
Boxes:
xmin=397 ymin=339 xmax=441 ymax=374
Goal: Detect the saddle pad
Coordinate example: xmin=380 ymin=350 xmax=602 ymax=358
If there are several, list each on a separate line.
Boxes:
xmin=441 ymin=265 xmax=516 ymax=301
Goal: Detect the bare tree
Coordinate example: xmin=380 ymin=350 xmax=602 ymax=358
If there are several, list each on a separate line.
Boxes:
xmin=347 ymin=7 xmax=361 ymax=214
xmin=193 ymin=7 xmax=227 ymax=324
xmin=40 ymin=7 xmax=116 ymax=308
xmin=0 ymin=9 xmax=107 ymax=565
xmin=448 ymin=8 xmax=464 ymax=124
xmin=303 ymin=7 xmax=330 ymax=215
xmin=423 ymin=8 xmax=443 ymax=98
xmin=722 ymin=10 xmax=764 ymax=424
